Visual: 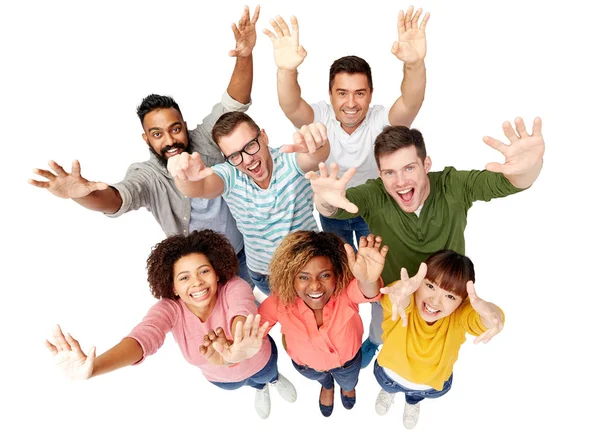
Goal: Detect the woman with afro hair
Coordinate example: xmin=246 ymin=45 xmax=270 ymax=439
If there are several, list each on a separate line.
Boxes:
xmin=45 ymin=229 xmax=297 ymax=419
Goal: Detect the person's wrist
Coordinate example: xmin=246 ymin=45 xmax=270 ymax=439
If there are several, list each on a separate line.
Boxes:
xmin=277 ymin=67 xmax=298 ymax=74
xmin=404 ymin=59 xmax=425 ymax=69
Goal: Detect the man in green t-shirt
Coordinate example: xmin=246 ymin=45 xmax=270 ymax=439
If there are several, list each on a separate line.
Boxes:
xmin=308 ymin=117 xmax=545 ymax=368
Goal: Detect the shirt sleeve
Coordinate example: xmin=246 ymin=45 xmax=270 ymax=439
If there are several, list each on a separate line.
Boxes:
xmin=444 ymin=167 xmax=524 ymax=207
xmin=346 ymin=278 xmax=383 ymax=304
xmin=310 ymin=101 xmax=330 ymax=125
xmin=369 ymin=105 xmax=391 ymax=129
xmin=188 ymin=92 xmax=252 ymax=168
xmin=106 ymin=163 xmax=156 ymax=218
xmin=211 ymin=163 xmax=233 ymax=197
xmin=126 ymin=299 xmax=179 ymax=364
xmin=258 ymin=296 xmax=280 ymax=335
xmin=220 ymin=277 xmax=258 ymax=332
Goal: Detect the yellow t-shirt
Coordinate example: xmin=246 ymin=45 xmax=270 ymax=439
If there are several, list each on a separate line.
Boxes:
xmin=377 ymin=294 xmax=503 ymax=390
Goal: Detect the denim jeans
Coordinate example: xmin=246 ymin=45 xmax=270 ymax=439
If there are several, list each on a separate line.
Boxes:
xmin=319 ymin=214 xmax=371 ymax=253
xmin=292 ymin=350 xmax=362 ymax=391
xmin=236 ymin=247 xmax=254 ymax=290
xmin=210 ymin=335 xmax=279 ymax=390
xmin=247 ymin=267 xmax=271 ymax=295
xmin=373 ymin=360 xmax=453 ymax=404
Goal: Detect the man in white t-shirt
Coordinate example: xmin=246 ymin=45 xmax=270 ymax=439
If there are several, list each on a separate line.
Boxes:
xmin=265 ymin=6 xmax=429 ymax=368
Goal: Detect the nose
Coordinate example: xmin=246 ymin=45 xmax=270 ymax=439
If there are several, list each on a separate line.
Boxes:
xmin=309 ymin=279 xmax=322 ymax=292
xmin=347 ymin=94 xmax=356 ymax=107
xmin=164 ymin=132 xmax=175 ymax=146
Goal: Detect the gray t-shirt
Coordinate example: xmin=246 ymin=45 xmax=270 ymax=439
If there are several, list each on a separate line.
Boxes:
xmin=106 ymin=92 xmax=248 ymax=252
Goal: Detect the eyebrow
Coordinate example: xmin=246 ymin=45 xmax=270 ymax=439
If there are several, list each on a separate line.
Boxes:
xmin=298 ymin=269 xmax=333 ymax=275
xmin=380 ymin=161 xmax=418 ymax=173
xmin=335 ymin=88 xmax=367 ymax=93
xmin=176 ymin=264 xmax=210 ymax=278
xmin=148 ymin=122 xmax=182 ymax=132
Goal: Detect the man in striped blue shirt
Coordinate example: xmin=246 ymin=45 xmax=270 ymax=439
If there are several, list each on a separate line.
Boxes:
xmin=168 ymin=111 xmax=330 ymax=294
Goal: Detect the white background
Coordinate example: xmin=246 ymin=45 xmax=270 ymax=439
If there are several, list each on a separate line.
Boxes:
xmin=2 ymin=0 xmax=599 ymax=439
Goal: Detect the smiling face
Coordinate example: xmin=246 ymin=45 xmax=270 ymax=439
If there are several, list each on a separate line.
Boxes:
xmin=414 ymin=278 xmax=464 ymax=324
xmin=293 ymin=256 xmax=338 ymax=311
xmin=142 ymin=107 xmax=191 ymax=167
xmin=173 ymin=253 xmax=219 ymax=319
xmin=329 ymin=72 xmax=372 ymax=135
xmin=379 ymin=145 xmax=432 ymax=213
xmin=218 ymin=122 xmax=273 ymax=190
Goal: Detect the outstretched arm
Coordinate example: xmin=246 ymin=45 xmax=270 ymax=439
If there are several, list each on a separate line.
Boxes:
xmin=388 ymin=6 xmax=429 ymax=126
xmin=225 ymin=5 xmax=260 ymax=104
xmin=306 ymin=162 xmax=359 ymax=216
xmin=483 ymin=117 xmax=545 ymax=189
xmin=46 ymin=324 xmax=143 ymax=380
xmin=168 ymin=152 xmax=225 ymax=198
xmin=345 ymin=235 xmax=388 ymax=298
xmin=264 ymin=15 xmax=314 ymax=127
xmin=380 ymin=263 xmax=428 ymax=326
xmin=467 ymin=282 xmax=504 ymax=344
xmin=29 ymin=160 xmax=122 ymax=214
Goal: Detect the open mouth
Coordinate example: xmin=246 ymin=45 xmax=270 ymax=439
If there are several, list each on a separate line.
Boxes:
xmin=397 ymin=188 xmax=414 ymax=203
xmin=307 ymin=292 xmax=324 ymax=300
xmin=422 ymin=302 xmax=440 ymax=317
xmin=190 ymin=288 xmax=209 ymax=300
xmin=247 ymin=160 xmax=262 ymax=174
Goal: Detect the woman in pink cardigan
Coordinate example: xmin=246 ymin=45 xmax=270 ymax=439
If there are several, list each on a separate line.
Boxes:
xmin=45 ymin=229 xmax=296 ymax=419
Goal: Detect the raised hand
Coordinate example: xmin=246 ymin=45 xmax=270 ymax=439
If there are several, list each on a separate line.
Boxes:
xmin=345 ymin=235 xmax=389 ymax=283
xmin=29 ymin=160 xmax=108 ymax=199
xmin=229 ymin=5 xmax=260 ymax=57
xmin=380 ymin=263 xmax=427 ymax=326
xmin=467 ymin=281 xmax=504 ymax=344
xmin=306 ymin=162 xmax=359 ymax=213
xmin=281 ymin=122 xmax=328 ymax=154
xmin=483 ymin=117 xmax=545 ymax=185
xmin=391 ymin=6 xmax=429 ymax=64
xmin=263 ymin=15 xmax=307 ymax=71
xmin=45 ymin=324 xmax=96 ymax=380
xmin=199 ymin=327 xmax=232 ymax=365
xmin=167 ymin=151 xmax=213 ymax=182
xmin=213 ymin=314 xmax=269 ymax=364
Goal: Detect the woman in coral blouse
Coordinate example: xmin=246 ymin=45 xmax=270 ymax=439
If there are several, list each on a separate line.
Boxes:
xmin=259 ymin=231 xmax=388 ymax=417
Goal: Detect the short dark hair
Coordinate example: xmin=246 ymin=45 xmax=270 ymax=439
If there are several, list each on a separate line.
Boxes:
xmin=374 ymin=126 xmax=427 ymax=168
xmin=146 ymin=229 xmax=238 ymax=300
xmin=329 ymin=55 xmax=373 ymax=91
xmin=424 ymin=250 xmax=475 ymax=300
xmin=136 ymin=94 xmax=182 ymax=126
xmin=212 ymin=111 xmax=260 ymax=146
xmin=269 ymin=231 xmax=353 ymax=306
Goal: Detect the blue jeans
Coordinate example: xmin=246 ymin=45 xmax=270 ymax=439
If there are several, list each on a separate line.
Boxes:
xmin=247 ymin=267 xmax=270 ymax=295
xmin=373 ymin=360 xmax=453 ymax=404
xmin=319 ymin=215 xmax=371 ymax=252
xmin=210 ymin=335 xmax=279 ymax=390
xmin=292 ymin=350 xmax=362 ymax=391
xmin=236 ymin=247 xmax=254 ymax=290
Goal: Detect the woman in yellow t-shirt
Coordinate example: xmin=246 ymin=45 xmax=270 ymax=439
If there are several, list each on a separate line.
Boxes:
xmin=374 ymin=250 xmax=504 ymax=429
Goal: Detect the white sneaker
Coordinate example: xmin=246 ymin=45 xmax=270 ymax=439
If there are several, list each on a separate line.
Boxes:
xmin=271 ymin=373 xmax=297 ymax=403
xmin=375 ymin=389 xmax=395 ymax=415
xmin=254 ymin=384 xmax=271 ymax=419
xmin=403 ymin=402 xmax=420 ymax=429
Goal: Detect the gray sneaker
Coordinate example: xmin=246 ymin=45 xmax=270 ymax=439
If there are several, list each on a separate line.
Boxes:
xmin=403 ymin=402 xmax=420 ymax=429
xmin=271 ymin=373 xmax=297 ymax=403
xmin=254 ymin=384 xmax=271 ymax=419
xmin=375 ymin=389 xmax=395 ymax=415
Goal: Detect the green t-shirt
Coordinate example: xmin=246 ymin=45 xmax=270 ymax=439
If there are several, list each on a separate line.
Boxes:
xmin=332 ymin=167 xmax=524 ymax=285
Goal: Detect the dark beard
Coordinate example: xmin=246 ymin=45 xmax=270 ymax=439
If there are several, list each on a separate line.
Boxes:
xmin=148 ymin=141 xmax=193 ymax=168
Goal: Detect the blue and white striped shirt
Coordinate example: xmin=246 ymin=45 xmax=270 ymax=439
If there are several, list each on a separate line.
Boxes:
xmin=212 ymin=147 xmax=318 ymax=274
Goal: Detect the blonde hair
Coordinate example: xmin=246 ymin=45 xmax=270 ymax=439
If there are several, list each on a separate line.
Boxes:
xmin=269 ymin=231 xmax=354 ymax=306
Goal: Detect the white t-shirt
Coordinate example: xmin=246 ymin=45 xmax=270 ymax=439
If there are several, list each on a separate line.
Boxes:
xmin=311 ymin=101 xmax=390 ymax=188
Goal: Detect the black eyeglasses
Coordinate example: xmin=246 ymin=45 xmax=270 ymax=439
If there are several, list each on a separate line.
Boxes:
xmin=224 ymin=130 xmax=261 ymax=166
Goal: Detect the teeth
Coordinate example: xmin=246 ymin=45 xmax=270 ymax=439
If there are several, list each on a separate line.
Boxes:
xmin=344 ymin=110 xmax=357 ymax=114
xmin=248 ymin=162 xmax=259 ymax=171
xmin=424 ymin=303 xmax=439 ymax=314
xmin=168 ymin=148 xmax=178 ymax=153
xmin=397 ymin=188 xmax=412 ymax=195
xmin=308 ymin=292 xmax=324 ymax=299
xmin=190 ymin=288 xmax=208 ymax=299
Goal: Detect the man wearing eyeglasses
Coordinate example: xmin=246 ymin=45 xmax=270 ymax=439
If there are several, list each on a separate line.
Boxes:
xmin=28 ymin=6 xmax=261 ymax=286
xmin=168 ymin=111 xmax=331 ymax=295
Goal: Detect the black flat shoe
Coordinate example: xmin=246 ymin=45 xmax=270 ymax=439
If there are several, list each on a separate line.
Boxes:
xmin=340 ymin=388 xmax=356 ymax=410
xmin=319 ymin=386 xmax=334 ymax=417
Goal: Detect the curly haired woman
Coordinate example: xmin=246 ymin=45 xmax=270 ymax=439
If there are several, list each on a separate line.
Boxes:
xmin=259 ymin=232 xmax=388 ymax=417
xmin=45 ymin=229 xmax=296 ymax=419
